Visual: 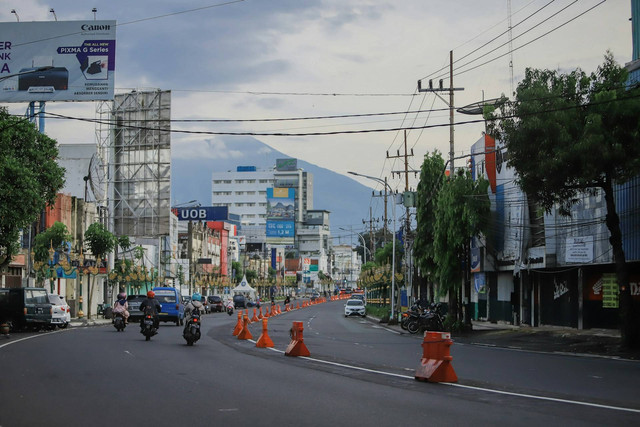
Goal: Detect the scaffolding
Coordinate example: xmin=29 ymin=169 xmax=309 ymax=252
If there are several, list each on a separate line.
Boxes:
xmin=96 ymin=89 xmax=172 ymax=239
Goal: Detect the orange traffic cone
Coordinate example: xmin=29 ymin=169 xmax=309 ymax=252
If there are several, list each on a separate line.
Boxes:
xmin=232 ymin=310 xmax=243 ymax=336
xmin=251 ymin=308 xmax=259 ymax=322
xmin=415 ymin=331 xmax=458 ymax=383
xmin=258 ymin=306 xmax=264 ymax=320
xmin=237 ymin=313 xmax=253 ymax=340
xmin=285 ymin=321 xmax=310 ymax=357
xmin=256 ymin=318 xmax=274 ymax=348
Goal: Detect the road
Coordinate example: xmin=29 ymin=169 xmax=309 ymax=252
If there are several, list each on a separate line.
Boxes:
xmin=1 ymin=300 xmax=638 ymax=426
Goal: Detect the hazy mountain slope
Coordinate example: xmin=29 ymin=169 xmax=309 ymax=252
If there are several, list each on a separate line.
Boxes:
xmin=171 ymin=138 xmax=372 ymax=230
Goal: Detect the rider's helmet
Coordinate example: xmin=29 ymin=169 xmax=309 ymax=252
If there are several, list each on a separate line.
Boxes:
xmin=191 ymin=292 xmax=202 ymax=302
xmin=118 ymin=292 xmax=126 ymax=300
xmin=147 ymin=290 xmax=155 ymax=298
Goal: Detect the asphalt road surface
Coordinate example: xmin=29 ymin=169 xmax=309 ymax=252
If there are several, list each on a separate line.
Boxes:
xmin=1 ymin=300 xmax=638 ymax=426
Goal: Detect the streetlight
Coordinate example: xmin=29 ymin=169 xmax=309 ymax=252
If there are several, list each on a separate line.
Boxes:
xmin=348 ymin=171 xmax=397 ymax=322
xmin=338 ymin=227 xmax=370 ymax=264
xmin=11 ymin=9 xmax=19 ymax=21
xmin=49 ymin=8 xmax=57 ymax=21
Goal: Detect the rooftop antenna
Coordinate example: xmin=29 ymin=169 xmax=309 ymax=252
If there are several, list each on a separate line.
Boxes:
xmin=11 ymin=9 xmax=19 ymax=21
xmin=49 ymin=8 xmax=57 ymax=21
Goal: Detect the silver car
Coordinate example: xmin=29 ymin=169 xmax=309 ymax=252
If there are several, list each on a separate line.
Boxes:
xmin=344 ymin=299 xmax=366 ymax=317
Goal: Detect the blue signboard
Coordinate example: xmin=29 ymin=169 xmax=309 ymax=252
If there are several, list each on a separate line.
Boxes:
xmin=266 ymin=188 xmax=295 ymax=244
xmin=175 ymin=206 xmax=228 ymax=221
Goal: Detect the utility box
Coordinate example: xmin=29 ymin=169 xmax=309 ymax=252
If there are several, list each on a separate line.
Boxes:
xmin=403 ymin=191 xmax=416 ymax=207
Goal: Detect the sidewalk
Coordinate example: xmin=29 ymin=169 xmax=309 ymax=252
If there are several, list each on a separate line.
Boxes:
xmin=69 ymin=317 xmax=112 ymax=327
xmin=371 ymin=316 xmax=639 ymax=360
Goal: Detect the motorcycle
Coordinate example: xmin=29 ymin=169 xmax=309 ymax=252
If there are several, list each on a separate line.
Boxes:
xmin=140 ymin=308 xmax=158 ymax=341
xmin=183 ymin=308 xmax=201 ymax=346
xmin=226 ymin=302 xmax=234 ymax=316
xmin=113 ymin=313 xmax=126 ymax=332
xmin=401 ymin=303 xmax=425 ymax=331
xmin=406 ymin=303 xmax=445 ymax=334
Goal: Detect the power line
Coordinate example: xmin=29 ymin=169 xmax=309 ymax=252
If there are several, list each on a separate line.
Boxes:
xmin=36 ymin=88 xmax=640 ymax=137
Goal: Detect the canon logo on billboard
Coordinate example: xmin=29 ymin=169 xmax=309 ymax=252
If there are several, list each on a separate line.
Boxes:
xmin=81 ymin=24 xmax=111 ymax=31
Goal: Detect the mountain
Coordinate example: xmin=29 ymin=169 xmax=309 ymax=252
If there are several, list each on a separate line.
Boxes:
xmin=170 ymin=137 xmax=373 ymax=231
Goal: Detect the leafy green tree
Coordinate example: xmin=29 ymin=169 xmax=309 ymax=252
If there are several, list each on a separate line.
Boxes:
xmin=32 ymin=222 xmax=72 ymax=286
xmin=0 ymin=108 xmax=65 ymax=267
xmin=433 ymin=170 xmax=490 ymax=325
xmin=245 ymin=269 xmax=257 ymax=283
xmin=232 ymin=261 xmax=243 ymax=282
xmin=84 ymin=222 xmax=116 ymax=318
xmin=487 ymin=52 xmax=640 ymax=348
xmin=414 ymin=151 xmax=446 ymax=296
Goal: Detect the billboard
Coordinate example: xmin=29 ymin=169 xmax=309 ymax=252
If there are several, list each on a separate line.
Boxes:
xmin=276 ymin=158 xmax=297 ymax=171
xmin=266 ymin=187 xmax=295 ymax=244
xmin=0 ymin=21 xmax=116 ymax=102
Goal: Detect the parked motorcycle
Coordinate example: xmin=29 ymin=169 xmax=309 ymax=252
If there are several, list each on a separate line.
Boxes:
xmin=140 ymin=308 xmax=158 ymax=341
xmin=113 ymin=313 xmax=126 ymax=332
xmin=183 ymin=308 xmax=201 ymax=346
xmin=401 ymin=303 xmax=426 ymax=330
xmin=406 ymin=303 xmax=445 ymax=334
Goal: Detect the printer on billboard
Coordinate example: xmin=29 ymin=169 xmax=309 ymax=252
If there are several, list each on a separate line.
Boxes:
xmin=18 ymin=67 xmax=69 ymax=91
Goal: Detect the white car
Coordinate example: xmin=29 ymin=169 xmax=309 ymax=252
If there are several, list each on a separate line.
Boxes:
xmin=48 ymin=294 xmax=71 ymax=328
xmin=344 ymin=299 xmax=366 ymax=317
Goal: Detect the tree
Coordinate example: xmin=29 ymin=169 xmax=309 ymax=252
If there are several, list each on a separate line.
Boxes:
xmin=232 ymin=261 xmax=243 ymax=283
xmin=32 ymin=222 xmax=72 ymax=287
xmin=0 ymin=108 xmax=65 ymax=268
xmin=432 ymin=170 xmax=490 ymax=327
xmin=487 ymin=52 xmax=640 ymax=348
xmin=414 ymin=151 xmax=446 ymax=299
xmin=84 ymin=222 xmax=116 ymax=318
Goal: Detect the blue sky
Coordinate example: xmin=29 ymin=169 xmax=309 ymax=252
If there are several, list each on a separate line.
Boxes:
xmin=1 ymin=1 xmax=633 ymax=195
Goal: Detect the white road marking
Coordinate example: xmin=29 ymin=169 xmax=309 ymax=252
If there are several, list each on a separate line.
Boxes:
xmin=0 ymin=329 xmax=66 ymax=349
xmin=246 ymin=338 xmax=640 ymax=414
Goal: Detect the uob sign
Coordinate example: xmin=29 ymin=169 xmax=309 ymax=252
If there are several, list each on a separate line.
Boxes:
xmin=176 ymin=207 xmax=228 ymax=221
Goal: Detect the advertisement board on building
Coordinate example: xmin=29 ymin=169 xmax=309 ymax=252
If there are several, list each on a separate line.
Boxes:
xmin=276 ymin=158 xmax=297 ymax=171
xmin=0 ymin=21 xmax=116 ymax=102
xmin=266 ymin=187 xmax=295 ymax=245
xmin=566 ymin=236 xmax=594 ymax=263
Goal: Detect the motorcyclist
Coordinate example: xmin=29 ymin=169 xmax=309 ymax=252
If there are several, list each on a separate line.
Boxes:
xmin=139 ymin=290 xmax=162 ymax=329
xmin=112 ymin=292 xmax=130 ymax=324
xmin=184 ymin=293 xmax=204 ymax=333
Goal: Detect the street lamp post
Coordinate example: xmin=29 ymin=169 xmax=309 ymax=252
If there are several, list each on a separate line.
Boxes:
xmin=348 ymin=171 xmax=397 ymax=323
xmin=339 ymin=227 xmax=369 ymax=265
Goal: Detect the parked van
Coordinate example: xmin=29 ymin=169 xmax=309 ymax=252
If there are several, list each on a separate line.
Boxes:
xmin=152 ymin=287 xmax=184 ymax=326
xmin=0 ymin=287 xmax=52 ymax=331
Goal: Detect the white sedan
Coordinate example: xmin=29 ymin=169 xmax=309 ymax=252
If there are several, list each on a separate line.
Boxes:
xmin=344 ymin=299 xmax=366 ymax=317
xmin=48 ymin=294 xmax=71 ymax=328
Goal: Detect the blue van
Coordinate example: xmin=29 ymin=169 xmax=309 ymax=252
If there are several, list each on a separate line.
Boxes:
xmin=152 ymin=287 xmax=185 ymax=326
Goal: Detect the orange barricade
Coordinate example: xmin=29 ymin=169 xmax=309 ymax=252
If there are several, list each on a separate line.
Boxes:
xmin=414 ymin=331 xmax=458 ymax=383
xmin=285 ymin=321 xmax=310 ymax=357
xmin=237 ymin=313 xmax=253 ymax=340
xmin=251 ymin=308 xmax=259 ymax=322
xmin=256 ymin=318 xmax=274 ymax=348
xmin=232 ymin=310 xmax=243 ymax=336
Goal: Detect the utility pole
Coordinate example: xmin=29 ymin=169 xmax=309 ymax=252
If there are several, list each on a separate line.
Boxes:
xmin=417 ymin=50 xmax=464 ymax=176
xmin=362 ymin=207 xmax=377 ymax=258
xmin=387 ymin=130 xmax=415 ymax=309
xmin=371 ymin=179 xmax=389 ymax=246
